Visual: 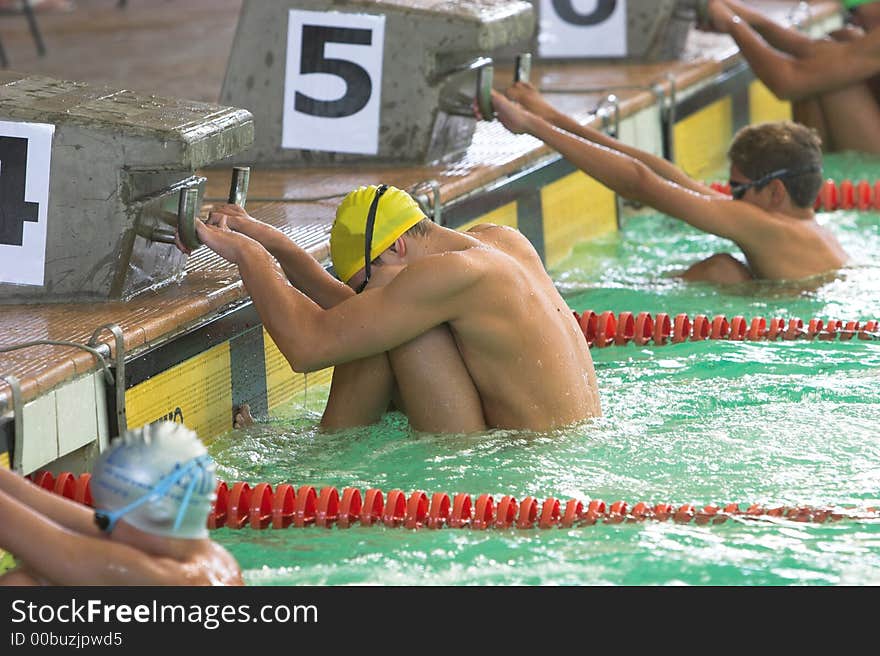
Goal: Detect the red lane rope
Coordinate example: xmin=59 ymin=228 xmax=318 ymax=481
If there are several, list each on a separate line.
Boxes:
xmin=708 ymin=178 xmax=880 ymax=211
xmin=573 ymin=310 xmax=879 ymax=348
xmin=28 ymin=473 xmax=880 ymax=530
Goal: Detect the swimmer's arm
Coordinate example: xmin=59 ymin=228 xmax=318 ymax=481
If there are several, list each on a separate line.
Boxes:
xmin=636 ymin=174 xmax=770 ymax=245
xmin=0 ymin=467 xmax=100 ymax=536
xmin=195 ymin=219 xmax=483 ymax=371
xmin=208 ymin=204 xmax=352 ymax=308
xmin=519 ymin=114 xmax=726 ymax=216
xmin=492 ymin=91 xmax=720 ymax=196
xmin=723 ymin=12 xmax=880 ymax=99
xmin=719 ymin=0 xmax=815 ymax=57
xmin=0 ymin=490 xmax=194 ymax=585
xmin=498 ymin=88 xmax=719 ymax=197
xmin=240 ymin=251 xmax=481 ymax=373
xmin=544 ymin=112 xmax=714 ymax=195
xmin=521 ymin=115 xmax=765 ymax=242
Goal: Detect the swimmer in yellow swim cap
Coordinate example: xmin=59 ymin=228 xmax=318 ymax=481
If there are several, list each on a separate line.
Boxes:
xmin=190 ymin=184 xmax=601 ymax=431
xmin=194 ymin=192 xmax=486 ymax=434
xmin=700 ymin=0 xmax=880 ymax=154
xmin=329 ymin=184 xmax=426 ymax=291
xmin=0 ymin=421 xmax=242 ymax=586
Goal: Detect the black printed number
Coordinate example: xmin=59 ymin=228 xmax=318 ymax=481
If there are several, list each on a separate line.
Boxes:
xmin=551 ymin=0 xmax=617 ymax=26
xmin=295 ymin=25 xmax=373 ymax=119
xmin=0 ymin=136 xmax=39 ymax=247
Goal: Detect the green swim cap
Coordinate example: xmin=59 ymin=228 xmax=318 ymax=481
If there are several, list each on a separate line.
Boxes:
xmin=842 ymin=0 xmax=875 ymax=9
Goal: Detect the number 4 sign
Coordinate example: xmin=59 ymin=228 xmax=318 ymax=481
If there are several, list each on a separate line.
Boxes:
xmin=282 ymin=9 xmax=385 ymax=155
xmin=538 ymin=0 xmax=627 ymax=59
xmin=0 ymin=120 xmax=54 ymax=287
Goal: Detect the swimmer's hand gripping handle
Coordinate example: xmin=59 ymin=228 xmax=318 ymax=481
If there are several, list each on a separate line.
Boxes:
xmin=175 ymin=167 xmax=249 ymax=251
xmin=150 ymin=185 xmax=200 ymax=247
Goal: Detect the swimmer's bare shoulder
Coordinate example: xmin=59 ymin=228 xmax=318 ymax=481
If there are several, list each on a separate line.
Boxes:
xmin=466 ymin=223 xmax=540 ymax=260
xmin=181 ymin=542 xmax=244 ymax=586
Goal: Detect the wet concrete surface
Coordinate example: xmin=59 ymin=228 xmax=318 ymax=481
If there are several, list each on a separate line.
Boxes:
xmin=0 ymin=0 xmax=242 ymax=103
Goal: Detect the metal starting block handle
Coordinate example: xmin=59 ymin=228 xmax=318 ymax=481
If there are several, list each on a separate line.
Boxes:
xmin=227 ymin=166 xmax=250 ymax=207
xmin=174 ymin=186 xmax=202 ymax=250
xmin=515 ymin=53 xmax=532 ymax=85
xmin=158 ymin=167 xmax=250 ymax=251
xmin=476 ymin=63 xmax=494 ymax=121
xmin=147 ymin=177 xmax=204 ymax=248
xmin=437 ymin=56 xmax=495 ymax=121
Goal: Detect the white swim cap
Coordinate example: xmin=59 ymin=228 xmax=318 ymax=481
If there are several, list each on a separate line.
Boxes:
xmin=91 ymin=421 xmax=216 ymax=539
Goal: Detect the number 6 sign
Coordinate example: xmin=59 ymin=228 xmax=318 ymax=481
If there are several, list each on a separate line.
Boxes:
xmin=538 ymin=0 xmax=627 ymax=58
xmin=282 ymin=9 xmax=385 ymax=155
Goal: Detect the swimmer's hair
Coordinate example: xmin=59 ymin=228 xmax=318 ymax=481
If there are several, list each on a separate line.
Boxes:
xmin=728 ymin=121 xmax=823 ymax=208
xmin=369 ymin=218 xmax=434 ymax=268
xmin=404 ymin=217 xmax=433 ymax=237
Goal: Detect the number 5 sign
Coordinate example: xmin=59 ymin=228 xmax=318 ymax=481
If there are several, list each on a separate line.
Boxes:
xmin=538 ymin=0 xmax=627 ymax=58
xmin=282 ymin=10 xmax=385 ymax=155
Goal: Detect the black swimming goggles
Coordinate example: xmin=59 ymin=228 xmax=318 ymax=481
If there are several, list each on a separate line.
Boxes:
xmin=729 ymin=165 xmax=821 ymax=201
xmin=354 ymin=184 xmax=389 ymax=294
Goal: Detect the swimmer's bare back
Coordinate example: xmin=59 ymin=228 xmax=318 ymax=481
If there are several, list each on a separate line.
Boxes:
xmin=456 ymin=224 xmax=601 ymax=428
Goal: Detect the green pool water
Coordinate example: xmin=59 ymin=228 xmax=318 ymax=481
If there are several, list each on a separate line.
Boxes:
xmin=211 ymin=152 xmax=880 ymax=586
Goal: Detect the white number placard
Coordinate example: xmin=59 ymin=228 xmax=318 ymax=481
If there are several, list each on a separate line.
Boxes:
xmin=282 ymin=9 xmax=385 ymax=155
xmin=538 ymin=0 xmax=627 ymax=58
xmin=0 ymin=120 xmax=54 ymax=287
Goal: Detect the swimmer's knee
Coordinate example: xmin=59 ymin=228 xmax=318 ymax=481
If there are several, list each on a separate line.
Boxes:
xmin=703 ymin=253 xmax=741 ymax=265
xmin=681 ymin=253 xmax=752 ymax=284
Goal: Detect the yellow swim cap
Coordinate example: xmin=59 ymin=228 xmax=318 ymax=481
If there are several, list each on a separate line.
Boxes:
xmin=330 ymin=185 xmax=427 ymax=283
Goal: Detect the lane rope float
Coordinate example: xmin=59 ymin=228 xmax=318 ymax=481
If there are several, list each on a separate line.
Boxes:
xmin=707 ymin=178 xmax=880 ymax=212
xmin=29 ymin=472 xmax=880 ymax=531
xmin=573 ymin=310 xmax=879 ymax=348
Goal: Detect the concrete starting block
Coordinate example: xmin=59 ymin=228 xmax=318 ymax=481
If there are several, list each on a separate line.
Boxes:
xmin=533 ymin=0 xmax=697 ymax=61
xmin=220 ymin=0 xmax=535 ymax=167
xmin=0 ymin=71 xmax=254 ymax=303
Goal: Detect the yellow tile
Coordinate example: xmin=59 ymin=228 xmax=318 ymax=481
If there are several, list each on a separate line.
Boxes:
xmin=307 ymin=368 xmax=334 ymax=389
xmin=674 ymin=98 xmax=733 ymax=181
xmin=541 ymin=171 xmax=617 ymax=267
xmin=125 ymin=342 xmax=232 ymax=444
xmin=456 ymin=201 xmax=517 ymax=233
xmin=749 ymin=80 xmax=792 ymax=125
xmin=264 ymin=329 xmax=329 ymax=413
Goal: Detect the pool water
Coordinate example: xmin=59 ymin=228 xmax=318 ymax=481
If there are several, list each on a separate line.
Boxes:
xmin=211 ymin=152 xmax=880 ymax=586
